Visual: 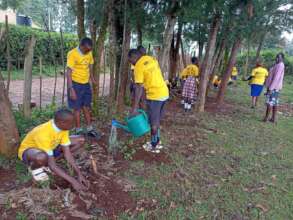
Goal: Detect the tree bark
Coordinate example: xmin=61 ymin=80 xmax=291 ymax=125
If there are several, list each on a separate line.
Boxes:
xmin=169 ymin=21 xmax=182 ymax=80
xmin=117 ymin=0 xmax=131 ymax=111
xmin=180 ymin=40 xmax=186 ymax=67
xmin=197 ymin=14 xmax=221 ymax=112
xmin=108 ymin=0 xmax=117 ymax=116
xmin=244 ymin=37 xmax=250 ymax=78
xmin=159 ymin=0 xmax=178 ymax=79
xmin=0 ymin=72 xmax=19 ymax=157
xmin=255 ymin=33 xmax=266 ymax=63
xmin=217 ymin=37 xmax=242 ymax=105
xmin=209 ymin=37 xmax=227 ymax=85
xmin=136 ymin=20 xmax=142 ymax=46
xmin=92 ymin=2 xmax=110 ymax=115
xmin=114 ymin=0 xmax=124 ymax=100
xmin=76 ymin=0 xmax=86 ymax=40
xmin=5 ymin=15 xmax=11 ymax=95
xmin=23 ymin=36 xmax=36 ymax=118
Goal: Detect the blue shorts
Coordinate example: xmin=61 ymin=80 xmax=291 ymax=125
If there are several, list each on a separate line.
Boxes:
xmin=251 ymin=84 xmax=264 ymax=97
xmin=68 ymin=81 xmax=92 ymax=110
xmin=146 ymin=100 xmax=167 ymax=127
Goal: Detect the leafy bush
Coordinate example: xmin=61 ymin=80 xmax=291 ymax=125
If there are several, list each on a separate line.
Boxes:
xmin=14 ymin=106 xmax=56 ymax=139
xmin=0 ymin=24 xmax=78 ymax=68
xmin=236 ymin=49 xmax=293 ymax=75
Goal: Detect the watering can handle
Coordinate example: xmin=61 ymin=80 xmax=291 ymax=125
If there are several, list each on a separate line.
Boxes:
xmin=137 ymin=109 xmax=148 ymax=121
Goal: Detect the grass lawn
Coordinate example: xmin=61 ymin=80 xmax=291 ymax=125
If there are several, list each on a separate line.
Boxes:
xmin=120 ymin=76 xmax=293 ymax=219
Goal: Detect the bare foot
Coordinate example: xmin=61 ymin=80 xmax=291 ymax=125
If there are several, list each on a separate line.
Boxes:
xmin=262 ymin=118 xmax=268 ymax=122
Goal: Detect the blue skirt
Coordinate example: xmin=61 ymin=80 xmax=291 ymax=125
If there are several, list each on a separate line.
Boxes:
xmin=250 ymin=84 xmax=264 ymax=97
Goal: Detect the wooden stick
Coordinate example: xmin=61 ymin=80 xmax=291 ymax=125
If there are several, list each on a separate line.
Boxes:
xmin=60 ymin=28 xmax=66 ymax=105
xmin=39 ymin=57 xmax=42 ymax=109
xmin=102 ymin=46 xmax=106 ymax=96
xmin=90 ymin=155 xmax=98 ymax=174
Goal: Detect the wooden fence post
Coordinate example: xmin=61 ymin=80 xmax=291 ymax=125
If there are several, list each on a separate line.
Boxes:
xmin=23 ymin=36 xmax=36 ymax=118
xmin=39 ymin=57 xmax=43 ymax=109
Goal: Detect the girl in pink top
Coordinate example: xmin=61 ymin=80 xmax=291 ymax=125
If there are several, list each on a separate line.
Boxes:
xmin=263 ymin=53 xmax=285 ymax=123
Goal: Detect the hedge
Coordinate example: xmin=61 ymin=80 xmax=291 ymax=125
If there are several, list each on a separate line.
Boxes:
xmin=0 ymin=23 xmax=78 ymax=68
xmin=236 ymin=49 xmax=293 ymax=76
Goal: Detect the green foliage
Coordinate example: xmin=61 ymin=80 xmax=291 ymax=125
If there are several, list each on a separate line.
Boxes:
xmin=16 ymin=212 xmax=28 ymax=220
xmin=0 ymin=24 xmax=78 ymax=68
xmin=15 ymin=160 xmax=31 ymax=184
xmin=236 ymin=49 xmax=293 ymax=75
xmin=14 ymin=106 xmax=56 ymax=139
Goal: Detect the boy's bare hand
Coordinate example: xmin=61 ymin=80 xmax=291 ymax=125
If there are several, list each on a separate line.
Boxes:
xmin=71 ymin=179 xmax=87 ymax=192
xmin=70 ymin=88 xmax=77 ymax=100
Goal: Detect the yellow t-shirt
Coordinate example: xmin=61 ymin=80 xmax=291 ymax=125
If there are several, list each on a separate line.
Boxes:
xmin=134 ymin=55 xmax=169 ymax=100
xmin=232 ymin=67 xmax=238 ymax=76
xmin=67 ymin=47 xmax=94 ymax=84
xmin=250 ymin=66 xmax=269 ymax=85
xmin=18 ymin=120 xmax=71 ymax=160
xmin=180 ymin=64 xmax=199 ymax=78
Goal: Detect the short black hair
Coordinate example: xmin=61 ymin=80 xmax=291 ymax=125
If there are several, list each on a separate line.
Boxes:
xmin=128 ymin=49 xmax=141 ymax=58
xmin=80 ymin=37 xmax=93 ymax=47
xmin=191 ymin=57 xmax=198 ymax=64
xmin=54 ymin=108 xmax=73 ymax=122
xmin=137 ymin=45 xmax=146 ymax=51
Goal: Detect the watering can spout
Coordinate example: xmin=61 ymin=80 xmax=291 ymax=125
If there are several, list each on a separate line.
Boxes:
xmin=111 ymin=119 xmax=130 ymax=132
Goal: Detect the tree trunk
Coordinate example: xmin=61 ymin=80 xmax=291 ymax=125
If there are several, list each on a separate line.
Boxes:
xmin=169 ymin=21 xmax=182 ymax=80
xmin=23 ymin=36 xmax=36 ymax=118
xmin=114 ymin=0 xmax=124 ymax=100
xmin=197 ymin=14 xmax=221 ymax=112
xmin=244 ymin=37 xmax=250 ymax=78
xmin=208 ymin=37 xmax=227 ymax=89
xmin=180 ymin=40 xmax=186 ymax=67
xmin=136 ymin=20 xmax=142 ymax=46
xmin=117 ymin=0 xmax=131 ymax=111
xmin=92 ymin=3 xmax=110 ymax=115
xmin=198 ymin=41 xmax=204 ymax=61
xmin=217 ymin=37 xmax=242 ymax=105
xmin=159 ymin=13 xmax=177 ymax=79
xmin=76 ymin=0 xmax=86 ymax=40
xmin=108 ymin=0 xmax=117 ymax=116
xmin=255 ymin=33 xmax=266 ymax=63
xmin=5 ymin=15 xmax=11 ymax=95
xmin=0 ymin=72 xmax=19 ymax=157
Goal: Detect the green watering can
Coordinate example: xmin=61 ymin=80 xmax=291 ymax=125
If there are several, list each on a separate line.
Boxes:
xmin=112 ymin=109 xmax=150 ymax=138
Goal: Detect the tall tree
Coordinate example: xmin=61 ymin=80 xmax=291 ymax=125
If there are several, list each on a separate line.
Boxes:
xmin=197 ymin=13 xmax=221 ymax=112
xmin=76 ymin=0 xmax=86 ymax=40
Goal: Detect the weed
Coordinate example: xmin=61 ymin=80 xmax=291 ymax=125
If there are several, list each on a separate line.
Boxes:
xmin=16 ymin=212 xmax=28 ymax=220
xmin=15 ymin=160 xmax=31 ymax=184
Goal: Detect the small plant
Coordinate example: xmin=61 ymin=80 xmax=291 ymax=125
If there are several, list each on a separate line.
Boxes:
xmin=16 ymin=212 xmax=28 ymax=220
xmin=120 ymin=139 xmax=137 ymax=160
xmin=15 ymin=160 xmax=32 ymax=184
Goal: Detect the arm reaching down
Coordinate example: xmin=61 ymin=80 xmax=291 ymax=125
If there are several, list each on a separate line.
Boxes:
xmin=62 ymin=145 xmax=89 ymax=188
xmin=48 ymin=156 xmax=87 ymax=192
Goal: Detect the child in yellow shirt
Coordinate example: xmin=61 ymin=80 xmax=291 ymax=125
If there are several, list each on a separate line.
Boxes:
xmin=18 ymin=109 xmax=89 ymax=192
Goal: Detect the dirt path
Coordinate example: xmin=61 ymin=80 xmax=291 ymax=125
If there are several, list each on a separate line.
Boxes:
xmin=8 ymin=75 xmax=110 ymax=107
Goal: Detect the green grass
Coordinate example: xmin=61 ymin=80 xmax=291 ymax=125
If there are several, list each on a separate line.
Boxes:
xmin=1 ymin=65 xmax=64 ymax=81
xmin=120 ymin=76 xmax=293 ymax=219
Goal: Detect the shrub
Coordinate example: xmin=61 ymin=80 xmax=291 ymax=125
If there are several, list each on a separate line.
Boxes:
xmin=0 ymin=24 xmax=78 ymax=68
xmin=236 ymin=49 xmax=293 ymax=75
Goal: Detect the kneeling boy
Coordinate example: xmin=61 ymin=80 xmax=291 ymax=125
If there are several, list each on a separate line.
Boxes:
xmin=18 ymin=108 xmax=89 ymax=192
